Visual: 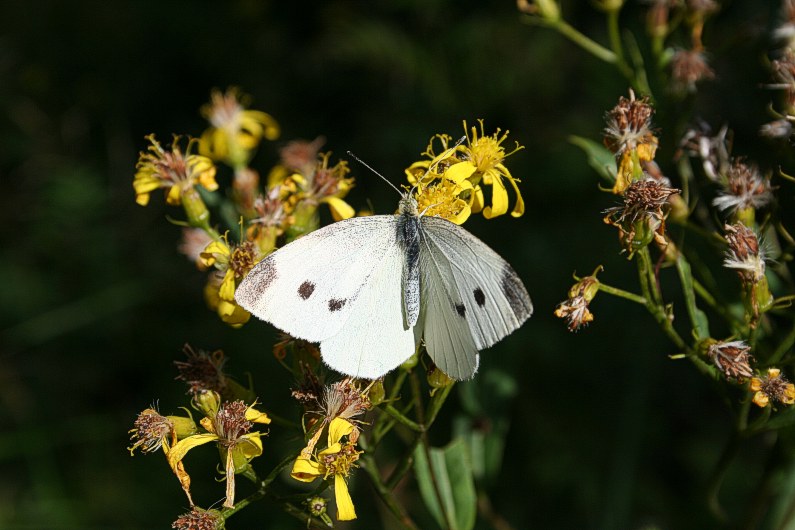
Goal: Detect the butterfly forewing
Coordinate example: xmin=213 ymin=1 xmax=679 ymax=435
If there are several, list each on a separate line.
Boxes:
xmin=321 ymin=235 xmax=417 ymax=379
xmin=236 ymin=216 xmax=399 ymax=343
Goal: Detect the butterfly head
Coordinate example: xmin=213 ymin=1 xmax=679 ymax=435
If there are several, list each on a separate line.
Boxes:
xmin=398 ymin=192 xmax=420 ymax=218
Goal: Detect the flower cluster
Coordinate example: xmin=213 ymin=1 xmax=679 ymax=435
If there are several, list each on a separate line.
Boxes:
xmin=131 ymin=89 xmax=528 ymax=527
xmin=405 ymin=120 xmax=525 ymax=224
xmin=559 ymin=87 xmax=794 ymax=414
xmin=133 ymin=88 xmax=357 ymax=326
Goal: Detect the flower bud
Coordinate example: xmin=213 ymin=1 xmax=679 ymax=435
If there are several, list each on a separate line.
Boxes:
xmin=367 ymin=380 xmax=386 ymax=406
xmin=195 ymin=390 xmax=221 ymax=417
xmin=428 ymin=367 xmax=455 ymax=389
xmin=286 ymin=201 xmax=320 ymax=241
xmin=181 ymin=186 xmax=212 ymax=230
xmin=168 ymin=415 xmax=199 ymax=439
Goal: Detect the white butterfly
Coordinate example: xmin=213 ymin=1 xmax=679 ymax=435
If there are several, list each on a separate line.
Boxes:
xmin=235 ymin=192 xmax=532 ymax=380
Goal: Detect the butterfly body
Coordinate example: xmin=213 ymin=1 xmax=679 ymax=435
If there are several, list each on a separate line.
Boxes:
xmin=236 ymin=194 xmax=532 ymax=380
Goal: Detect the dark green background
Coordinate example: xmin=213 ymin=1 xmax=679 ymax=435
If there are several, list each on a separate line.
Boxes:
xmin=1 ymin=1 xmax=790 ymax=528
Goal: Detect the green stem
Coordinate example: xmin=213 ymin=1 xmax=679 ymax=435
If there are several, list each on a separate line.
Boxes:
xmin=636 ymin=247 xmax=688 ymax=352
xmin=692 ymin=279 xmax=729 ymax=320
xmin=359 ymin=448 xmax=419 ymax=530
xmin=768 ymin=322 xmax=795 ymax=365
xmin=606 ymin=8 xmax=624 ymax=63
xmin=523 ymin=17 xmax=618 ymax=64
xmin=278 ymin=500 xmax=333 ymax=529
xmin=220 ymin=453 xmax=306 ymax=522
xmin=381 ymin=405 xmax=423 ymax=432
xmin=596 ymin=283 xmax=647 ymax=305
xmin=385 ymin=384 xmax=454 ymax=490
xmin=221 ymin=487 xmax=267 ymax=520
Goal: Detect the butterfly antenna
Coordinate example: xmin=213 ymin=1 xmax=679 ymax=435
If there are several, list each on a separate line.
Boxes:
xmin=346 ymin=150 xmax=403 ymax=196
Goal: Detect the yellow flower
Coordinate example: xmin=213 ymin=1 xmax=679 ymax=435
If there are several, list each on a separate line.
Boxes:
xmin=554 ymin=266 xmax=602 ymax=331
xmin=407 ymin=122 xmax=524 ymax=220
xmin=602 ymin=91 xmax=658 ymax=194
xmin=269 ymin=153 xmax=356 ymax=239
xmin=291 ymin=418 xmax=361 ymax=521
xmin=200 ymin=87 xmax=279 ymax=167
xmin=200 ymin=237 xmax=262 ymax=327
xmin=450 ymin=120 xmax=524 ymax=218
xmin=167 ymin=394 xmax=271 ymax=508
xmin=133 ymin=135 xmax=217 ymax=207
xmin=413 ymin=177 xmax=476 ymax=225
xmin=128 ymin=407 xmax=198 ymax=505
xmin=750 ymin=368 xmax=795 ymax=408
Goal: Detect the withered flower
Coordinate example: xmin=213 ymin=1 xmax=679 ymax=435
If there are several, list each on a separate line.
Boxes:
xmin=707 ymin=340 xmax=753 ymax=380
xmin=604 ymin=177 xmax=679 ymax=253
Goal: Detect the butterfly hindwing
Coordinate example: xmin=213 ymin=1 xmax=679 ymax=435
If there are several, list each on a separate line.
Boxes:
xmin=417 ymin=216 xmax=533 ymax=378
xmin=236 ymin=216 xmax=399 ymax=343
xmin=415 ymin=223 xmax=481 ymax=380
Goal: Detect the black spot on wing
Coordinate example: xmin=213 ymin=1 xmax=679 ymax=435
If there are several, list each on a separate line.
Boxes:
xmin=500 ymin=266 xmax=532 ymax=320
xmin=455 ymin=303 xmax=466 ymax=317
xmin=473 ymin=288 xmax=486 ymax=307
xmin=298 ymin=281 xmax=315 ymax=299
xmin=328 ymin=298 xmax=347 ymax=312
xmin=236 ymin=259 xmax=278 ymax=307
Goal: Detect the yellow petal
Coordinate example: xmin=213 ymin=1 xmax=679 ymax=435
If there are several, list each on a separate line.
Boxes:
xmin=753 ymin=391 xmax=770 ymax=408
xmin=135 ymin=193 xmax=151 ymax=206
xmin=219 ymin=269 xmax=236 ymax=301
xmin=334 ymin=474 xmax=357 ymax=521
xmin=319 ymin=442 xmax=343 ymax=457
xmin=167 ymin=433 xmax=219 ymax=470
xmin=166 ymin=184 xmax=183 ymax=206
xmin=444 ymin=161 xmax=477 ymax=184
xmin=613 ymin=151 xmax=634 ymax=195
xmin=322 ymin=196 xmax=355 ymax=221
xmin=246 ymin=407 xmax=272 ymax=424
xmin=291 ymin=458 xmax=322 ymax=482
xmin=235 ymin=433 xmax=263 ymax=459
xmin=448 ymin=202 xmax=472 ymax=225
xmin=328 ymin=418 xmax=354 ymax=445
xmin=218 ymin=300 xmax=250 ymax=327
xmin=471 ymin=185 xmax=484 ymax=213
xmin=200 ymin=129 xmax=230 ymax=161
xmin=244 ymin=110 xmax=280 ymax=141
xmin=132 ymin=175 xmax=162 ymax=195
xmin=173 ymin=458 xmax=194 ymax=506
xmin=498 ymin=167 xmax=525 ymax=218
xmin=482 ymin=172 xmax=508 ymax=219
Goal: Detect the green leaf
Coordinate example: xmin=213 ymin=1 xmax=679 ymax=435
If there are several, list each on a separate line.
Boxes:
xmin=569 ymin=135 xmax=616 ymax=183
xmin=676 ymin=255 xmax=710 ymax=339
xmin=455 ymin=371 xmax=516 ymax=485
xmin=413 ymin=439 xmax=477 ymax=530
xmin=758 ymin=406 xmax=795 ymax=432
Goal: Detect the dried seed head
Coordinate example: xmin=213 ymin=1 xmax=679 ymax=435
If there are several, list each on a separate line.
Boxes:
xmin=604 ymin=91 xmax=656 ymax=154
xmin=670 ymin=49 xmax=715 ymax=93
xmin=723 ymin=223 xmax=766 ymax=283
xmin=322 ymin=378 xmax=371 ymax=421
xmin=707 ymin=341 xmax=754 ymax=380
xmin=129 ymin=408 xmax=174 ymax=454
xmin=713 ymin=160 xmax=773 ymax=213
xmin=171 ymin=507 xmax=223 ymax=530
xmin=175 ymin=344 xmax=228 ymax=396
xmin=214 ymin=401 xmax=253 ymax=445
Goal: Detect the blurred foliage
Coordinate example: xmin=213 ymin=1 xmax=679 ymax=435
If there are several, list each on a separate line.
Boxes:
xmin=3 ymin=0 xmax=795 ymax=528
